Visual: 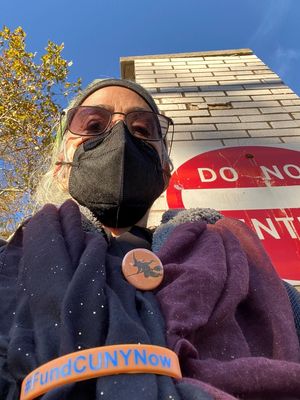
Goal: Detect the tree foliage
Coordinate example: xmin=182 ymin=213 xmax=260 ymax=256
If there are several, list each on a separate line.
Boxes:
xmin=0 ymin=26 xmax=81 ymax=238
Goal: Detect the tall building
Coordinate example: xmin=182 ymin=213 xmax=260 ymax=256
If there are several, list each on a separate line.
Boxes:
xmin=120 ymin=49 xmax=300 ymax=285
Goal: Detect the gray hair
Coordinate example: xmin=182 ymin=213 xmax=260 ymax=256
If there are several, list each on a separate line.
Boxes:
xmin=33 ymin=131 xmax=72 ymax=207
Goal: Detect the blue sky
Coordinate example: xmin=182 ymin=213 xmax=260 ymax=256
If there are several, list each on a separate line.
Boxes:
xmin=1 ymin=0 xmax=300 ymax=105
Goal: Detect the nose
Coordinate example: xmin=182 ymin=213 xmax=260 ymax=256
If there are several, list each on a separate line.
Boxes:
xmin=111 ymin=112 xmax=126 ymax=127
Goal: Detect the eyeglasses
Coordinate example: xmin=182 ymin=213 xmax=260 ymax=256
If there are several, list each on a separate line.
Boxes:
xmin=65 ymin=106 xmax=173 ymax=142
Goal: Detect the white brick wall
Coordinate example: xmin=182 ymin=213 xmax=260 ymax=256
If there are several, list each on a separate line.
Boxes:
xmin=121 ymin=50 xmax=300 ymax=225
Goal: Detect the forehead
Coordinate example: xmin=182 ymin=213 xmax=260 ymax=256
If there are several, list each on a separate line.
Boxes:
xmin=81 ymin=86 xmax=152 ymax=112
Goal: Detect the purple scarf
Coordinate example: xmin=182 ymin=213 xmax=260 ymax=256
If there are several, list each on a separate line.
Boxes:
xmin=156 ymin=217 xmax=300 ymax=399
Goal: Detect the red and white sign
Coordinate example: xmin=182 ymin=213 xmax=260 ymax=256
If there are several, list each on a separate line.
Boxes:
xmin=166 ymin=146 xmax=300 ymax=283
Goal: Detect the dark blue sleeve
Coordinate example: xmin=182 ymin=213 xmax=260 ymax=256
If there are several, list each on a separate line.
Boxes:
xmin=0 ymin=229 xmax=23 ymax=400
xmin=283 ymin=280 xmax=300 ymax=343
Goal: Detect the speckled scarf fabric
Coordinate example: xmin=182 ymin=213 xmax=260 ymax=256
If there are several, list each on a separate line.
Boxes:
xmin=0 ymin=200 xmax=211 ymax=400
xmin=1 ymin=200 xmax=300 ymax=399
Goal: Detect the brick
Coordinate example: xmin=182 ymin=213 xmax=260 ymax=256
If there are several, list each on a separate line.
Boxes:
xmin=292 ymin=113 xmax=300 ymax=119
xmin=205 ymin=63 xmax=235 ymax=69
xmin=280 ymin=99 xmax=300 ymax=106
xmin=199 ymin=85 xmax=244 ymax=91
xmin=193 ymin=67 xmax=231 ymax=73
xmin=142 ymin=82 xmax=178 ymax=88
xmin=170 ymin=57 xmax=204 ymax=62
xmin=188 ymin=60 xmax=225 ymax=65
xmin=192 ymin=130 xmax=249 ymax=140
xmin=135 ymin=78 xmax=156 ymax=84
xmin=239 ymin=55 xmax=260 ymax=60
xmin=136 ymin=73 xmax=175 ymax=79
xmin=181 ymin=96 xmax=207 ymax=103
xmin=181 ymin=139 xmax=225 ymax=146
xmin=166 ymin=110 xmax=210 ymax=117
xmin=153 ymin=65 xmax=175 ymax=70
xmin=168 ymin=69 xmax=193 ymax=74
xmin=172 ymin=117 xmax=191 ymax=124
xmin=205 ymin=96 xmax=251 ymax=102
xmin=175 ymin=124 xmax=216 ymax=132
xmin=135 ymin=66 xmax=156 ymax=71
xmin=213 ymin=70 xmax=255 ymax=76
xmin=215 ymin=75 xmax=258 ymax=81
xmin=259 ymin=105 xmax=300 ymax=114
xmin=281 ymin=106 xmax=300 ymax=112
xmin=236 ymin=74 xmax=279 ymax=80
xmin=156 ymin=77 xmax=192 ymax=83
xmin=172 ymin=66 xmax=195 ymax=71
xmin=270 ymin=87 xmax=295 ymax=94
xmin=251 ymin=94 xmax=298 ymax=101
xmin=225 ymin=89 xmax=271 ymax=96
xmin=249 ymin=128 xmax=300 ymax=137
xmin=152 ymin=92 xmax=183 ymax=98
xmin=184 ymin=62 xmax=208 ymax=66
xmin=193 ymin=80 xmax=220 ymax=86
xmin=188 ymin=66 xmax=209 ymax=71
xmin=225 ymin=59 xmax=263 ymax=64
xmin=261 ymin=78 xmax=283 ymax=83
xmin=225 ymin=56 xmax=256 ymax=61
xmin=153 ymin=70 xmax=182 ymax=75
xmin=166 ymin=131 xmax=193 ymax=141
xmin=245 ymin=61 xmax=267 ymax=65
xmin=160 ymin=86 xmax=199 ymax=93
xmin=210 ymin=108 xmax=260 ymax=116
xmin=239 ymin=114 xmax=292 ymax=122
xmin=176 ymin=72 xmax=214 ymax=77
xmin=223 ymin=63 xmax=249 ymax=69
xmin=158 ymin=104 xmax=187 ymax=111
xmin=219 ymin=80 xmax=264 ymax=86
xmin=281 ymin=136 xmax=300 ymax=143
xmin=192 ymin=116 xmax=239 ymax=123
xmin=153 ymin=62 xmax=186 ymax=66
xmin=224 ymin=137 xmax=282 ymax=146
xmin=243 ymin=83 xmax=286 ymax=90
xmin=135 ymin=73 xmax=155 ymax=78
xmin=162 ymin=93 xmax=199 ymax=104
xmin=259 ymin=106 xmax=281 ymax=115
xmin=186 ymin=91 xmax=226 ymax=97
xmin=203 ymin=56 xmax=228 ymax=61
xmin=134 ymin=62 xmax=153 ymax=66
xmin=216 ymin=122 xmax=270 ymax=130
xmin=195 ymin=75 xmax=230 ymax=82
xmin=160 ymin=98 xmax=207 ymax=105
xmin=170 ymin=105 xmax=209 ymax=117
xmin=253 ymin=69 xmax=275 ymax=74
xmin=270 ymin=120 xmax=300 ymax=128
xmin=229 ymin=66 xmax=269 ymax=72
xmin=232 ymin=100 xmax=281 ymax=108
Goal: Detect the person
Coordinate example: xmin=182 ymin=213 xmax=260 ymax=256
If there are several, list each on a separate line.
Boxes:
xmin=1 ymin=78 xmax=300 ymax=400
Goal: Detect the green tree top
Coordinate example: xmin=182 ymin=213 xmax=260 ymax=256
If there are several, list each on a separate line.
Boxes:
xmin=0 ymin=26 xmax=81 ymax=238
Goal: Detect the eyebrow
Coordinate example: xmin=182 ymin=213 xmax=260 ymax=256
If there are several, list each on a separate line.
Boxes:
xmin=94 ymin=104 xmax=151 ymax=113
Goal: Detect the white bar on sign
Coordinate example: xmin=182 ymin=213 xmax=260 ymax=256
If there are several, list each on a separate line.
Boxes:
xmin=181 ymin=186 xmax=300 ymax=210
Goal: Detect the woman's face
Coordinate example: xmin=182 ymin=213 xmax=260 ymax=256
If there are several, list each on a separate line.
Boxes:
xmin=63 ymin=86 xmax=165 ymax=164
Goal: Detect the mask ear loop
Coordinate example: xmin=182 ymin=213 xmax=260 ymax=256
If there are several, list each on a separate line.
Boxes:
xmin=167 ymin=120 xmax=174 ymax=159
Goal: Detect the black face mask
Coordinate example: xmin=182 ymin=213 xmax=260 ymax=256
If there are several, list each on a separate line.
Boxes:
xmin=69 ymin=122 xmax=165 ymax=228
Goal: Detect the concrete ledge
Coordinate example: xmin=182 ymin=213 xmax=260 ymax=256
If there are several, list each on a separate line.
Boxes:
xmin=120 ymin=49 xmax=253 ymax=80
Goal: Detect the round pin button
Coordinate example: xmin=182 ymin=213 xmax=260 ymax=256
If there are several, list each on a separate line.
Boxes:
xmin=122 ymin=248 xmax=164 ymax=290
